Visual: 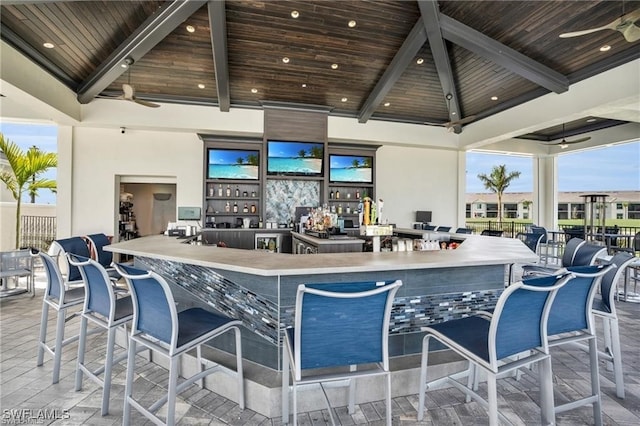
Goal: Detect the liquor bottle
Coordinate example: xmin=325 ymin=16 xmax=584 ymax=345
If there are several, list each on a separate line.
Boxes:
xmin=226 ymin=184 xmax=231 ymax=197
xmin=356 ymin=189 xmax=360 ymax=199
xmin=346 ymin=205 xmax=351 ymax=214
xmin=208 ymin=186 xmax=214 ymax=197
xmin=235 ymin=185 xmax=240 ymax=197
xmin=336 ymin=190 xmax=340 ymax=199
xmin=258 ymin=217 xmax=263 ymax=228
xmin=243 ymin=203 xmax=248 ymax=213
xmin=218 ymin=184 xmax=223 ymax=197
xmin=225 ymin=201 xmax=230 ymax=212
xmin=337 ymin=204 xmax=343 ymax=214
xmin=329 ymin=190 xmax=334 ymax=199
xmin=233 ymin=201 xmax=238 ymax=213
xmin=250 ymin=204 xmax=257 ymax=213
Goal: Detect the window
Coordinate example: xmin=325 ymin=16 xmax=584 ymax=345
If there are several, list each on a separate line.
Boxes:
xmin=616 ymin=203 xmax=623 ymax=210
xmin=617 ymin=213 xmax=623 ymax=219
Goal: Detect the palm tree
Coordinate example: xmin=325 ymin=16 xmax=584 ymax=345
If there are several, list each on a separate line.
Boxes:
xmin=477 ymin=164 xmax=521 ymax=225
xmin=0 ymin=133 xmax=57 ymax=248
xmin=297 ymin=149 xmax=307 ymax=158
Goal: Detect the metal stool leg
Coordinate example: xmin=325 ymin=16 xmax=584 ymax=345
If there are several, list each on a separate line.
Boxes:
xmin=101 ymin=326 xmax=117 ymax=415
xmin=52 ymin=307 xmax=66 ymax=384
xmin=282 ymin=345 xmax=290 ymax=424
xmin=609 ymin=318 xmax=625 ymax=398
xmin=75 ymin=316 xmax=88 ymax=391
xmin=166 ymin=356 xmax=179 ymax=426
xmin=123 ymin=339 xmax=136 ymax=426
xmin=36 ymin=302 xmax=49 ymax=367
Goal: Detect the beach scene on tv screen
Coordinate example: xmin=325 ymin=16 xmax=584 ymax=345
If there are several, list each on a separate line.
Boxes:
xmin=208 ymin=149 xmax=259 ymax=179
xmin=268 ymin=141 xmax=323 ymax=174
xmin=330 ymin=155 xmax=372 ymax=182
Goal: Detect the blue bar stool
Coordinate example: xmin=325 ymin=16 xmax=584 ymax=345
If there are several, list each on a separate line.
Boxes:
xmin=282 ymin=279 xmax=402 ymax=426
xmin=68 ymin=255 xmax=134 ymax=416
xmin=84 ymin=233 xmax=121 ymax=281
xmin=114 ymin=263 xmax=244 ymax=426
xmin=36 ymin=251 xmax=85 ymax=384
xmin=48 ymin=237 xmax=92 ymax=287
xmin=418 ymin=273 xmax=574 ymax=425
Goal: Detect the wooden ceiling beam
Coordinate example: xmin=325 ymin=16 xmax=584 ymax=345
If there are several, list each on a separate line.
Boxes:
xmin=357 ymin=19 xmax=427 ymax=123
xmin=208 ymin=0 xmax=230 ymax=112
xmin=418 ymin=0 xmax=462 ymax=133
xmin=438 ymin=14 xmax=569 ymax=94
xmin=77 ymin=0 xmax=207 ymax=104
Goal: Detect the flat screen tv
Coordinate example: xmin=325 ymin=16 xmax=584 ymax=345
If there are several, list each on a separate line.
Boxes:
xmin=267 ymin=141 xmax=324 ymax=176
xmin=207 ymin=148 xmax=259 ymax=180
xmin=416 ymin=210 xmax=432 ymax=223
xmin=178 ymin=206 xmax=201 ymax=220
xmin=329 ymin=154 xmax=373 ymax=183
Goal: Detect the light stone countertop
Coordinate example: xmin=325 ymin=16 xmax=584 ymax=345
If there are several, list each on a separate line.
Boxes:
xmin=291 ymin=232 xmax=365 ymax=246
xmin=107 ymin=232 xmax=538 ymax=277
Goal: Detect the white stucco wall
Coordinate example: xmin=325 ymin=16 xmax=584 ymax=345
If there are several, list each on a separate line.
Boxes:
xmin=66 ymin=127 xmax=202 ymax=238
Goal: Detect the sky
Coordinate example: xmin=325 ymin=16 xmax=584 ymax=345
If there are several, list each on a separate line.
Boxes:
xmin=0 ymin=121 xmax=58 ymax=204
xmin=1 ymin=122 xmax=638 ymax=204
xmin=466 ymin=141 xmax=640 ymax=193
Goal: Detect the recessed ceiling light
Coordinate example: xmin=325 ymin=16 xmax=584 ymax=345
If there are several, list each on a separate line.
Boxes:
xmin=341 ymin=97 xmax=348 ymax=102
xmin=291 ymin=10 xmax=299 ymax=18
xmin=384 ymin=102 xmax=390 ymax=107
xmin=186 ymin=25 xmax=195 ymax=33
xmin=451 ymin=111 xmax=457 ymax=116
xmin=416 ymin=58 xmax=424 ymax=65
xmin=348 ymin=20 xmax=357 ymax=28
xmin=198 ymin=83 xmax=205 ymax=89
xmin=251 ymin=88 xmax=258 ymax=93
xmin=491 ymin=96 xmax=498 ymax=101
xmin=282 ymin=57 xmax=290 ymax=63
xmin=599 ymin=45 xmax=611 ymax=52
xmin=301 ymin=83 xmax=307 ymax=88
xmin=331 ymin=63 xmax=339 ymax=69
xmin=586 ymin=118 xmax=597 ymax=123
xmin=43 ymin=42 xmax=54 ymax=49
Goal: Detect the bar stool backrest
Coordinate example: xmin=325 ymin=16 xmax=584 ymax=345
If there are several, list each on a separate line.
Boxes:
xmin=492 ymin=273 xmax=572 ymax=362
xmin=293 ymin=280 xmax=401 ymax=375
xmin=50 ymin=237 xmax=91 ymax=282
xmin=600 ymin=252 xmax=635 ymax=315
xmin=68 ymin=255 xmax=113 ymax=319
xmin=39 ymin=252 xmax=67 ymax=302
xmin=570 ymin=243 xmax=607 ymax=267
xmin=546 ymin=264 xmax=610 ymax=335
xmin=116 ymin=264 xmax=175 ymax=346
xmin=560 ymin=237 xmax=585 ymax=267
xmin=85 ymin=233 xmax=113 ymax=268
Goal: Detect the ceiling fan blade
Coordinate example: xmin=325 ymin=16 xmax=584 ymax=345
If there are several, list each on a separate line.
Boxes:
xmin=559 ymin=25 xmax=614 ymax=38
xmin=133 ymin=98 xmax=161 ymax=108
xmin=621 ymin=23 xmax=640 ymax=42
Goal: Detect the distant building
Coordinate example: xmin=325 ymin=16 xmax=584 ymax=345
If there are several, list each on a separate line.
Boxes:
xmin=466 ymin=191 xmax=640 ymax=220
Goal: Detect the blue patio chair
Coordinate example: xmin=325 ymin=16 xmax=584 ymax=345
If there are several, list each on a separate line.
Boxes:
xmin=418 ymin=273 xmax=574 ymax=425
xmin=48 ymin=237 xmax=91 ymax=287
xmin=516 ymin=232 xmax=545 ymax=254
xmin=436 ymin=226 xmax=451 ymax=232
xmin=282 ymin=279 xmax=402 ymax=426
xmin=537 ymin=263 xmax=613 ymax=424
xmin=68 ymin=255 xmax=134 ymax=415
xmin=455 ymin=228 xmax=473 ymax=234
xmin=36 ymin=251 xmax=85 ymax=384
xmin=588 ymin=252 xmax=635 ymax=398
xmin=422 ymin=225 xmax=436 ymax=231
xmin=85 ymin=233 xmax=120 ymax=280
xmin=114 ymin=263 xmax=244 ymax=426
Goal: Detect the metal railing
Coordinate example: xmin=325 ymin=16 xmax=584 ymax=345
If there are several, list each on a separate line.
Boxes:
xmin=20 ymin=215 xmax=56 ymax=252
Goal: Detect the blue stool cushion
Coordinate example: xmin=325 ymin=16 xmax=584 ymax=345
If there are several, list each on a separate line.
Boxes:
xmin=427 ymin=316 xmax=491 ymax=362
xmin=114 ymin=296 xmax=134 ymax=321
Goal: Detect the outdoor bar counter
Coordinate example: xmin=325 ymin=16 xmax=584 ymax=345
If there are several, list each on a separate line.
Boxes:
xmin=107 ymin=232 xmax=536 ymax=369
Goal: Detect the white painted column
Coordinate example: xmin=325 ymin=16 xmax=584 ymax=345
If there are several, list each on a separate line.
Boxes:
xmin=533 ymin=155 xmax=558 ymax=230
xmin=56 ymin=125 xmax=73 ymax=238
xmin=457 ymin=151 xmax=467 ymax=229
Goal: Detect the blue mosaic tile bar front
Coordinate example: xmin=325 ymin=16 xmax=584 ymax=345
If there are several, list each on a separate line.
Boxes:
xmin=138 ymin=256 xmax=502 ymax=350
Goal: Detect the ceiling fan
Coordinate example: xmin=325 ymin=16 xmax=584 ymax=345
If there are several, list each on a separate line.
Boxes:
xmin=544 ymin=123 xmax=591 ymax=149
xmin=559 ymin=7 xmax=640 ymax=42
xmin=424 ymin=93 xmax=476 ymax=131
xmin=114 ymin=58 xmax=160 ymax=108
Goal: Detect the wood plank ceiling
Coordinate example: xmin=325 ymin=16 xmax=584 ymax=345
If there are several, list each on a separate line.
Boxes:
xmin=1 ymin=0 xmax=639 ymax=137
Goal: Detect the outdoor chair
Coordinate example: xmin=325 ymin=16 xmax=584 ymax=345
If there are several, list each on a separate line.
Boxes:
xmin=588 ymin=252 xmax=636 ymax=398
xmin=0 ymin=248 xmax=35 ymax=297
xmin=36 ymin=251 xmax=85 ymax=384
xmin=48 ymin=237 xmax=91 ymax=287
xmin=68 ymin=255 xmax=134 ymax=415
xmin=115 ymin=263 xmax=244 ymax=426
xmin=417 ymin=273 xmax=574 ymax=425
xmin=422 ymin=225 xmax=436 ymax=231
xmin=282 ymin=280 xmax=402 ymax=426
xmin=522 ymin=237 xmax=586 ymax=277
xmin=455 ymin=228 xmax=473 ymax=234
xmin=480 ymin=229 xmax=503 ymax=237
xmin=436 ymin=226 xmax=451 ymax=232
xmin=516 ymin=232 xmax=545 ymax=254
